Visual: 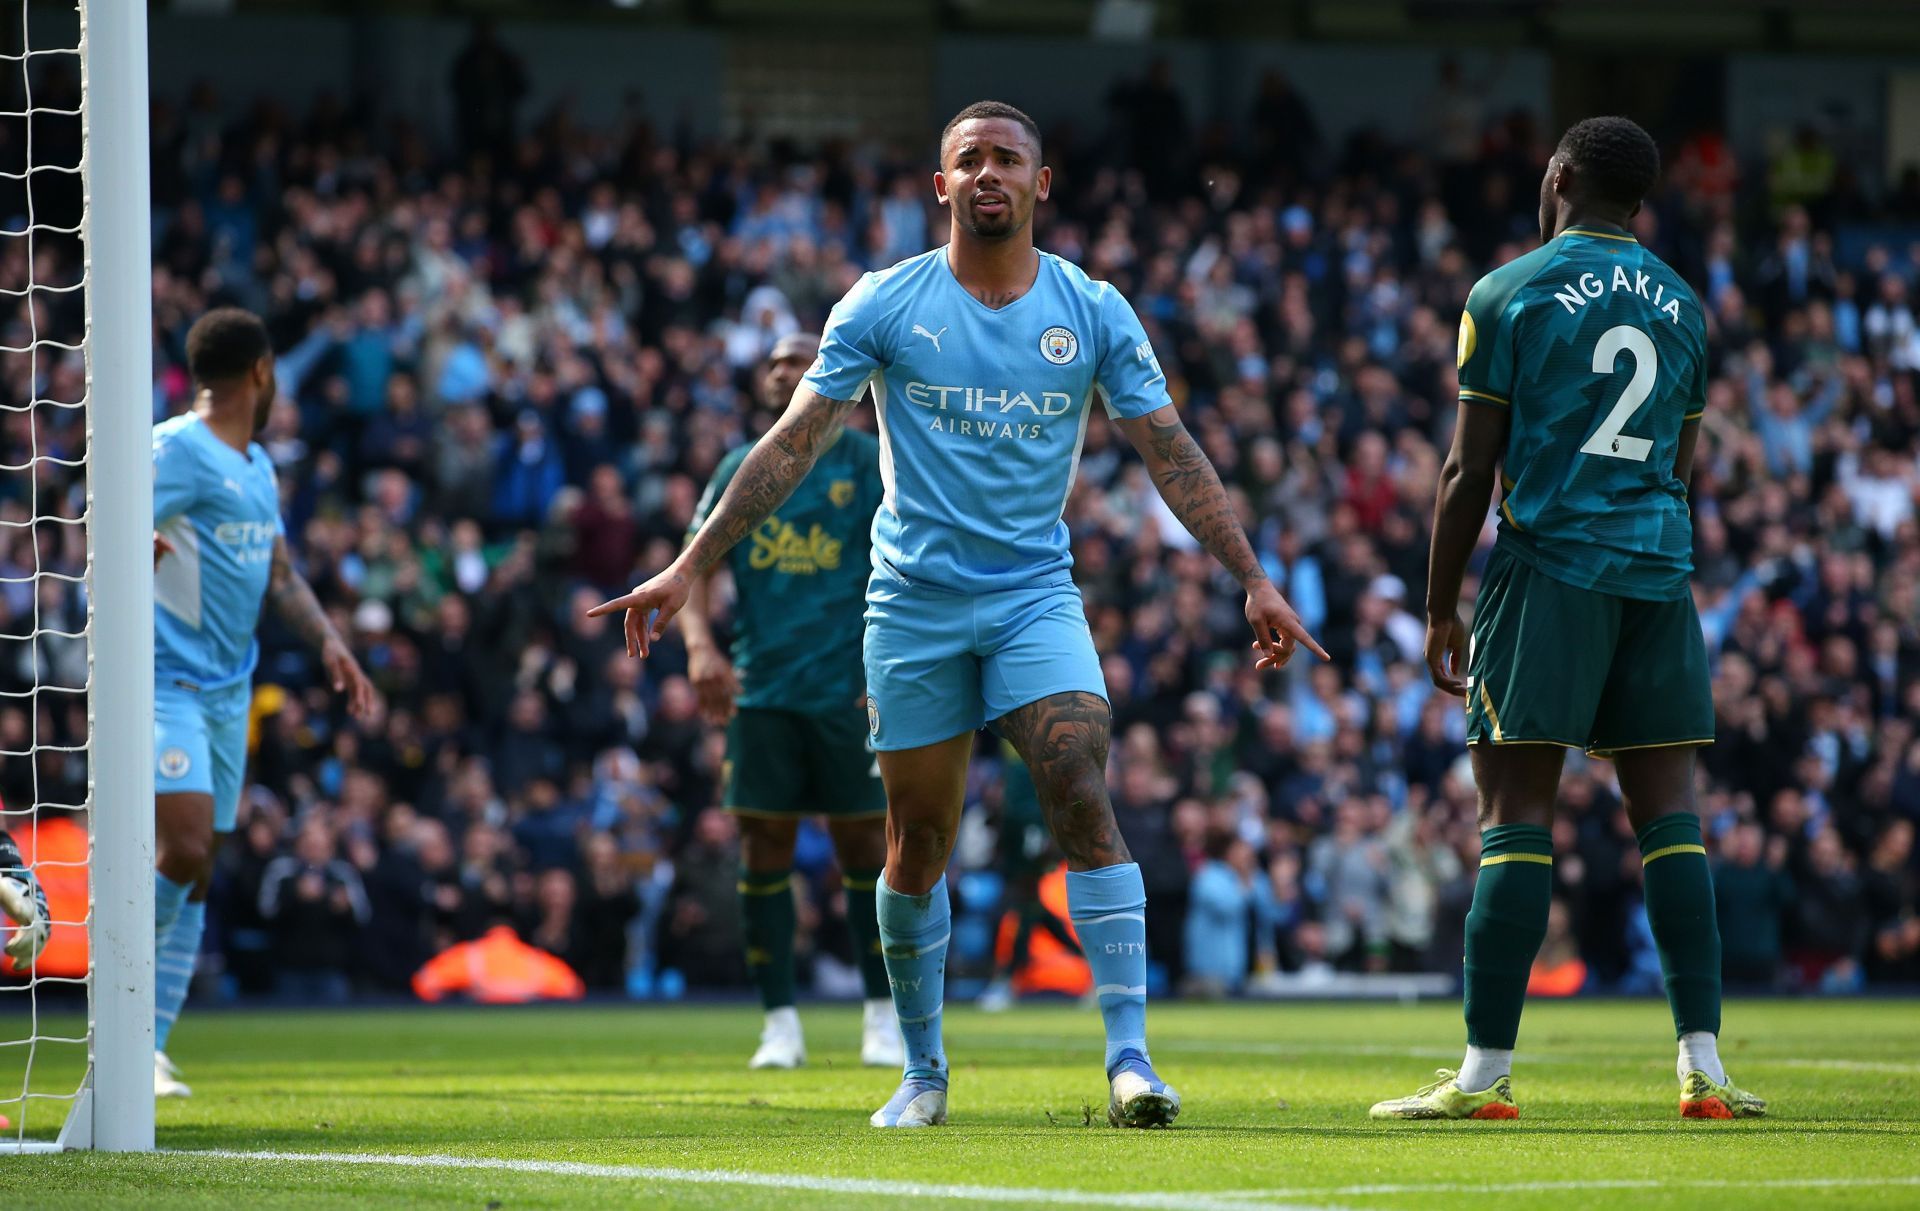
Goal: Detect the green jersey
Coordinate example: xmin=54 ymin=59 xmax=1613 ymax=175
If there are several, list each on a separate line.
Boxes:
xmin=690 ymin=428 xmax=883 ymax=713
xmin=1456 ymin=223 xmax=1708 ymax=601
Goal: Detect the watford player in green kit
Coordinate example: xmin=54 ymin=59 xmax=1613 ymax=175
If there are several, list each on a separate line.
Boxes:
xmin=1372 ymin=118 xmax=1767 ymax=1121
xmin=679 ymin=333 xmax=902 ymax=1072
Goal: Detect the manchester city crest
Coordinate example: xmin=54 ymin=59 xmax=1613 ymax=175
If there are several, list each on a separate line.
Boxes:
xmin=159 ymin=747 xmax=192 ymax=779
xmin=1040 ymin=326 xmax=1078 ymax=365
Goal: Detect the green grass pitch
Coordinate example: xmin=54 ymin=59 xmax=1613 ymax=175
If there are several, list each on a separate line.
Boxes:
xmin=1 ymin=999 xmax=1916 ymax=1208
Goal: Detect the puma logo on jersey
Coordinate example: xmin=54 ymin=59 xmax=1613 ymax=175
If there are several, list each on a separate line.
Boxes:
xmin=223 ymin=477 xmax=245 ymax=496
xmin=912 ymin=324 xmax=947 ymax=353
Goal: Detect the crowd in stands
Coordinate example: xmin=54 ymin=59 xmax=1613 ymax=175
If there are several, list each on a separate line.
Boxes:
xmin=3 ymin=37 xmax=1918 ymax=1003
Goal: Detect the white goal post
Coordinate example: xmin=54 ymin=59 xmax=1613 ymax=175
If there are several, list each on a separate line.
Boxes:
xmin=0 ymin=0 xmax=154 ymax=1154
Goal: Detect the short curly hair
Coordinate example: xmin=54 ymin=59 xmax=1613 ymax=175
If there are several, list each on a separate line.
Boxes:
xmin=185 ymin=307 xmax=272 ymax=385
xmin=940 ymin=100 xmax=1041 ymax=161
xmin=1556 ymin=116 xmax=1660 ymax=210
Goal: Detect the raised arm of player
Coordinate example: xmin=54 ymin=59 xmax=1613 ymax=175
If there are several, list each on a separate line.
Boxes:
xmin=590 ymin=387 xmax=859 ymax=657
xmin=1423 ymin=402 xmax=1509 ymax=696
xmin=1115 ymin=404 xmax=1328 ymax=669
xmin=269 ymin=535 xmax=379 ymax=719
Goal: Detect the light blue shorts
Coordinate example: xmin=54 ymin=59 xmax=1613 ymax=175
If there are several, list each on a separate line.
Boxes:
xmin=154 ymin=679 xmax=252 ymax=832
xmin=862 ymin=565 xmax=1107 ymax=752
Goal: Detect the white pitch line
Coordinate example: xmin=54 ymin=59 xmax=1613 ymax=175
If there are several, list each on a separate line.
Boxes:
xmin=1773 ymin=1058 xmax=1920 ymax=1074
xmin=180 ymin=1149 xmax=1345 ymax=1211
xmin=1215 ymin=1175 xmax=1920 ymax=1199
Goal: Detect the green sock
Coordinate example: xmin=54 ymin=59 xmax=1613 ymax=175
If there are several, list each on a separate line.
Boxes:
xmin=1463 ymin=823 xmax=1553 ymax=1050
xmin=739 ymin=869 xmax=797 ymax=1011
xmin=1637 ymin=813 xmax=1721 ymax=1038
xmin=843 ymin=867 xmax=889 ymax=1001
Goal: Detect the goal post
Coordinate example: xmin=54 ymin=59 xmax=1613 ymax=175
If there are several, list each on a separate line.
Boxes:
xmin=79 ymin=0 xmax=154 ymax=1154
xmin=0 ymin=0 xmax=154 ymax=1155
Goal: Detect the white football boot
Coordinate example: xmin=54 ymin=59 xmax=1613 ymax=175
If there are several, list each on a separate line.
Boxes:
xmin=154 ymin=1050 xmax=192 ymax=1099
xmin=859 ymin=999 xmax=905 ymax=1068
xmin=748 ymin=1006 xmax=806 ymax=1070
xmin=869 ymin=1077 xmax=948 ymax=1127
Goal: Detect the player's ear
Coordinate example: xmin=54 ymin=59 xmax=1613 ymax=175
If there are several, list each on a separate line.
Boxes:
xmin=252 ymin=354 xmax=274 ymax=390
xmin=933 ymin=170 xmax=950 ymax=207
xmin=1035 ymin=164 xmax=1051 ymax=202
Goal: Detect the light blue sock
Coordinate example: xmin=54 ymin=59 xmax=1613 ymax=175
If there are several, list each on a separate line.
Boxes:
xmin=154 ymin=899 xmax=205 ymax=1053
xmin=155 ymin=871 xmax=191 ymax=939
xmin=876 ymin=874 xmax=950 ymax=1084
xmin=1067 ymin=863 xmax=1150 ymax=1072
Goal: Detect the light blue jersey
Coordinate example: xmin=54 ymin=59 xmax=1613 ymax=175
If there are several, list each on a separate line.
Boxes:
xmin=152 ymin=413 xmax=282 ymax=693
xmin=803 ymin=248 xmax=1170 ymax=593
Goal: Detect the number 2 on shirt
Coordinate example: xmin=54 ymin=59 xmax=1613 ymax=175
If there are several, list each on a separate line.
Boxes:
xmin=1579 ymin=324 xmax=1656 ymax=462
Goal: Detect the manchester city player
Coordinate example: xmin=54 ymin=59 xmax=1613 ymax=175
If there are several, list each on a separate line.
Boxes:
xmin=1371 ymin=118 xmax=1765 ymax=1121
xmin=151 ymin=308 xmax=377 ymax=1098
xmin=594 ymin=101 xmax=1325 ymax=1129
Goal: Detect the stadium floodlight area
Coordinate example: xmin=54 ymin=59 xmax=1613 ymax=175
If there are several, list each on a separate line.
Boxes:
xmin=0 ymin=0 xmax=153 ymax=1153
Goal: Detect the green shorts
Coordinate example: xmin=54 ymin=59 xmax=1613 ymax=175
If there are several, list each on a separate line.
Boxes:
xmin=723 ymin=705 xmax=887 ymax=819
xmin=1466 ymin=544 xmax=1714 ymax=758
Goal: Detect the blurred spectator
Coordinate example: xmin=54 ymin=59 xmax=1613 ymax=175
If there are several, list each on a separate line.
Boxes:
xmin=1714 ymin=822 xmax=1796 ymax=987
xmin=1789 ymin=826 xmax=1870 ymax=992
xmin=1182 ymin=833 xmax=1267 ymax=995
xmin=658 ymin=810 xmax=744 ymax=989
xmin=1307 ymin=801 xmax=1390 ymax=970
xmin=257 ymin=819 xmax=371 ymax=1002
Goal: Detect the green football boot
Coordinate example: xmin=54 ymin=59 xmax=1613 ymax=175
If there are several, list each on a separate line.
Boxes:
xmin=1370 ymin=1069 xmax=1519 ymax=1120
xmin=1679 ymin=1070 xmax=1766 ymax=1119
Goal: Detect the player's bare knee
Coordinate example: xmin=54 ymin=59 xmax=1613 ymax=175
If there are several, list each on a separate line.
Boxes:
xmin=737 ymin=814 xmax=799 ymax=873
xmin=1615 ymin=748 xmax=1698 ymax=829
xmin=827 ymin=816 xmax=888 ymax=871
xmin=1474 ymin=793 xmax=1552 ymax=831
xmin=156 ymin=831 xmax=213 ymax=885
xmin=885 ymin=817 xmax=950 ymax=892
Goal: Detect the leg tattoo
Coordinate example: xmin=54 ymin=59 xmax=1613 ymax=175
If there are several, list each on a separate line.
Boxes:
xmin=997 ymin=692 xmax=1129 ymax=870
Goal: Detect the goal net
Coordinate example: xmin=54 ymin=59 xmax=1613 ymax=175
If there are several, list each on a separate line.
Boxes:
xmin=0 ymin=0 xmax=152 ymax=1153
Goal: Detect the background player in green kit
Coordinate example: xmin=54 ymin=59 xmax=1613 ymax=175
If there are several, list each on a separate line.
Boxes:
xmin=1372 ymin=117 xmax=1767 ymax=1122
xmin=679 ymin=332 xmax=902 ymax=1072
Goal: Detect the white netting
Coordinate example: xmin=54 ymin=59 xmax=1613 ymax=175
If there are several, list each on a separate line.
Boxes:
xmin=0 ymin=0 xmax=92 ymax=1147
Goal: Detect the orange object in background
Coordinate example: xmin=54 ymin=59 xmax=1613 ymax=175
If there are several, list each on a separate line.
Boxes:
xmin=993 ymin=863 xmax=1092 ymax=998
xmin=1 ymin=815 xmax=88 ymax=980
xmin=411 ymin=925 xmax=586 ymax=1004
xmin=1527 ymin=956 xmax=1588 ymax=997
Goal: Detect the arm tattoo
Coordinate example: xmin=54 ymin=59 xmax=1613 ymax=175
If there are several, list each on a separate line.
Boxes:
xmin=996 ymin=691 xmax=1130 ymax=869
xmin=682 ymin=391 xmax=858 ymax=576
xmin=1137 ymin=408 xmax=1267 ymax=586
xmin=269 ymin=538 xmax=343 ymax=652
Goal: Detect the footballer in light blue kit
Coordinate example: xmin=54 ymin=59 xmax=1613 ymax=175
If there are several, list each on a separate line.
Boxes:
xmin=594 ymin=102 xmax=1325 ymax=1129
xmin=150 ymin=308 xmax=378 ymax=1099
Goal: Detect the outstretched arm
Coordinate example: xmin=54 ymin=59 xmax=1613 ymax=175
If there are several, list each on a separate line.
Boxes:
xmin=269 ymin=536 xmax=378 ymax=718
xmin=591 ymin=387 xmax=858 ymax=656
xmin=1115 ymin=405 xmax=1328 ymax=667
xmin=1423 ymin=402 xmax=1508 ymax=696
